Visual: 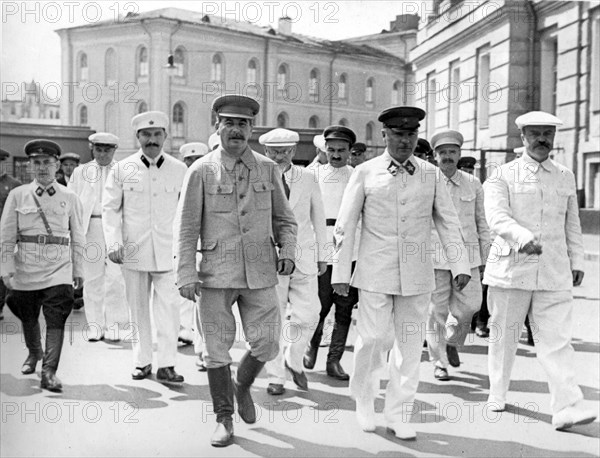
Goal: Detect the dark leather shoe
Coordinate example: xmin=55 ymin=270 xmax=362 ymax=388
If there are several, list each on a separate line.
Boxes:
xmin=446 ymin=345 xmax=460 ymax=368
xmin=196 ymin=354 xmax=207 ymax=372
xmin=211 ymin=418 xmax=234 ymax=447
xmin=285 ymin=360 xmax=308 ymax=390
xmin=157 ymin=366 xmax=184 ymax=384
xmin=233 ymin=381 xmax=257 ymax=423
xmin=131 ymin=364 xmax=152 ymax=380
xmin=41 ymin=372 xmax=63 ymax=392
xmin=434 ymin=367 xmax=450 ymax=381
xmin=475 ymin=326 xmax=489 ymax=338
xmin=267 ymin=383 xmax=285 ymax=395
xmin=326 ymin=361 xmax=350 ymax=381
xmin=303 ymin=344 xmax=318 ymax=370
xmin=21 ymin=352 xmax=43 ymax=375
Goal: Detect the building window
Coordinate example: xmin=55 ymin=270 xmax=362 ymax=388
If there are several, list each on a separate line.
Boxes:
xmin=172 ymin=102 xmax=185 ymax=138
xmin=426 ymin=72 xmax=437 ymax=135
xmin=79 ymin=105 xmax=88 ymax=126
xmin=365 ymin=122 xmax=374 ymax=145
xmin=138 ymin=46 xmax=149 ymax=78
xmin=540 ymin=32 xmax=558 ymax=114
xmin=366 ymin=78 xmax=374 ymax=104
xmin=105 ymin=48 xmax=117 ymax=86
xmin=448 ymin=60 xmax=460 ymax=129
xmin=79 ymin=53 xmax=88 ymax=82
xmin=211 ymin=54 xmax=223 ymax=82
xmin=592 ymin=12 xmax=600 ymax=113
xmin=339 ymin=118 xmax=348 ymax=127
xmin=476 ymin=46 xmax=490 ymax=129
xmin=338 ymin=73 xmax=347 ymax=100
xmin=247 ymin=58 xmax=259 ymax=84
xmin=277 ymin=64 xmax=288 ymax=95
xmin=277 ymin=112 xmax=288 ymax=128
xmin=105 ymin=102 xmax=117 ymax=133
xmin=309 ymin=68 xmax=319 ymax=100
xmin=308 ymin=115 xmax=319 ymax=128
xmin=137 ymin=101 xmax=148 ymax=114
xmin=174 ymin=46 xmax=186 ymax=78
xmin=391 ymin=80 xmax=402 ymax=105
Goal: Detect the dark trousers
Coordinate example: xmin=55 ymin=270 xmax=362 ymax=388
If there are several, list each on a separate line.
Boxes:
xmin=0 ymin=278 xmax=6 ymax=313
xmin=7 ymin=285 xmax=74 ymax=331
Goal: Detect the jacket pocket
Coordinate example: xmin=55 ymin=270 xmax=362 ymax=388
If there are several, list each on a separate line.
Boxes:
xmin=206 ymin=184 xmax=235 ymax=212
xmin=253 ymin=182 xmax=274 ymax=210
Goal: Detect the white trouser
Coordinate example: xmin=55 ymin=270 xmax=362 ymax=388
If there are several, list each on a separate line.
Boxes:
xmin=487 ymin=287 xmax=583 ymax=413
xmin=121 ymin=268 xmax=181 ymax=368
xmin=426 ymin=268 xmax=482 ymax=368
xmin=350 ymin=290 xmax=430 ymax=426
xmin=265 ymin=271 xmax=321 ymax=385
xmin=178 ymin=295 xmax=205 ymax=354
xmin=82 ymin=219 xmax=128 ymax=336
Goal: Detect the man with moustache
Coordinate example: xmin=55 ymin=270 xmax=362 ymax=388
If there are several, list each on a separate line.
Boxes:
xmin=425 ymin=130 xmax=490 ymax=380
xmin=483 ymin=111 xmax=596 ymax=430
xmin=103 ymin=111 xmax=187 ymax=384
xmin=68 ymin=133 xmax=128 ymax=342
xmin=303 ymin=125 xmax=359 ymax=381
xmin=348 ymin=142 xmax=367 ymax=167
xmin=174 ymin=95 xmax=297 ymax=447
xmin=1 ymin=140 xmax=85 ymax=392
xmin=331 ymin=107 xmax=470 ymax=439
xmin=260 ymin=128 xmax=327 ymax=396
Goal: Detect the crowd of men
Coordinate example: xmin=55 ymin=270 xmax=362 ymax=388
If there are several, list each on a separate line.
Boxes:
xmin=0 ymin=94 xmax=596 ymax=447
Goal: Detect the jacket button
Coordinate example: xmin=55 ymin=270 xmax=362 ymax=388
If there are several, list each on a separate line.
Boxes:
xmin=239 ymin=194 xmax=245 ymax=199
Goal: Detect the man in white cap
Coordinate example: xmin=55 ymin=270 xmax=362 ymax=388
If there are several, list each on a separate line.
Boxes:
xmin=208 ymin=132 xmax=220 ymax=151
xmin=260 ymin=128 xmax=327 ymax=396
xmin=425 ymin=129 xmax=490 ymax=381
xmin=181 ymin=142 xmax=209 ymax=168
xmin=103 ymin=111 xmax=188 ymax=384
xmin=69 ymin=133 xmax=128 ymax=342
xmin=483 ymin=111 xmax=595 ymax=430
xmin=308 ymin=134 xmax=327 ymax=167
xmin=174 ymin=95 xmax=297 ymax=447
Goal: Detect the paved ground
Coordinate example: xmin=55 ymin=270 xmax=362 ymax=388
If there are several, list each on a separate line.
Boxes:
xmin=1 ymin=258 xmax=599 ymax=457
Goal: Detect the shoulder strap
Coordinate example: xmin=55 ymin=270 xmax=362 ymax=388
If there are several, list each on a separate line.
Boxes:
xmin=31 ymin=193 xmax=54 ymax=236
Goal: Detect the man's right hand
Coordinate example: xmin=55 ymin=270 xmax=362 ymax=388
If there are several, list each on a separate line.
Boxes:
xmin=519 ymin=240 xmax=543 ymax=255
xmin=180 ymin=282 xmax=202 ymax=301
xmin=332 ymin=283 xmax=350 ymax=297
xmin=2 ymin=274 xmax=14 ymax=290
xmin=108 ymin=246 xmax=125 ymax=264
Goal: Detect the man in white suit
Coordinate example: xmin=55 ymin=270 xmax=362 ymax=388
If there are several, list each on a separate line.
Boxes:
xmin=484 ymin=111 xmax=596 ymax=430
xmin=261 ymin=128 xmax=328 ymax=395
xmin=331 ymin=107 xmax=471 ymax=440
xmin=68 ymin=133 xmax=128 ymax=342
xmin=103 ymin=111 xmax=188 ymax=384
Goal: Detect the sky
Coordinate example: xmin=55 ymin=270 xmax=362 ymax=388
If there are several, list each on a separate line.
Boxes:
xmin=1 ymin=0 xmax=432 ymax=94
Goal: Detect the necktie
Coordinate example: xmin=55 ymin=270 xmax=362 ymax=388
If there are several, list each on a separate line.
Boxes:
xmin=35 ymin=186 xmax=56 ymax=196
xmin=282 ymin=173 xmax=290 ymax=199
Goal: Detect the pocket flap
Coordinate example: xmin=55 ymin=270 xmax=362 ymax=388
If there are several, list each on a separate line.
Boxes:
xmin=253 ymin=182 xmax=275 ymax=192
xmin=200 ymin=240 xmax=217 ymax=250
xmin=207 ymin=184 xmax=234 ymax=195
xmin=460 ymin=194 xmax=476 ymax=202
xmin=124 ymin=183 xmax=143 ymax=192
xmin=165 ymin=185 xmax=180 ymax=193
xmin=16 ymin=206 xmax=38 ymax=215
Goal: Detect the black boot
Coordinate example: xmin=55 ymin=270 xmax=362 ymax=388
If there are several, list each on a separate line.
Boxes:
xmin=233 ymin=351 xmax=265 ymax=424
xmin=303 ymin=320 xmax=324 ymax=370
xmin=207 ymin=365 xmax=234 ymax=447
xmin=41 ymin=328 xmax=64 ymax=392
xmin=21 ymin=322 xmax=43 ymax=375
xmin=326 ymin=323 xmax=350 ymax=381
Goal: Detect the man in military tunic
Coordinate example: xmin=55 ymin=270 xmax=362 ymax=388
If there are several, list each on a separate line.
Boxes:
xmin=1 ymin=140 xmax=85 ymax=392
xmin=174 ymin=95 xmax=297 ymax=447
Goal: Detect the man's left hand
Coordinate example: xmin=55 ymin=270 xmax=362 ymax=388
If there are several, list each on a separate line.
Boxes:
xmin=73 ymin=277 xmax=84 ymax=289
xmin=572 ymin=270 xmax=584 ymax=287
xmin=454 ymin=274 xmax=471 ymax=291
xmin=278 ymin=258 xmax=295 ymax=276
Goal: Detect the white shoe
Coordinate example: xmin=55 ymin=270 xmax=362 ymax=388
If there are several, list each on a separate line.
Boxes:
xmin=355 ymin=398 xmax=376 ymax=432
xmin=104 ymin=328 xmax=121 ymax=342
xmin=485 ymin=396 xmax=506 ymax=412
xmin=387 ymin=422 xmax=416 ymax=440
xmin=552 ymin=401 xmax=597 ymax=430
xmin=178 ymin=328 xmax=194 ymax=345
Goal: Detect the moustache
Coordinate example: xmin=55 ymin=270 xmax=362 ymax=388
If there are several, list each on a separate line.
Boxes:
xmin=536 ymin=142 xmax=549 ymax=148
xmin=442 ymin=158 xmax=454 ymax=164
xmin=146 ymin=143 xmax=160 ymax=148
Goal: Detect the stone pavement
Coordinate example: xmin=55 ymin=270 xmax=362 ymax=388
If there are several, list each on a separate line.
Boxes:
xmin=1 ymin=259 xmax=599 ymax=457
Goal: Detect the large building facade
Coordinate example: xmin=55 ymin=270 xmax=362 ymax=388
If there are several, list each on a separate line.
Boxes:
xmin=56 ymin=8 xmax=412 ymax=159
xmin=410 ymin=0 xmax=600 ymax=209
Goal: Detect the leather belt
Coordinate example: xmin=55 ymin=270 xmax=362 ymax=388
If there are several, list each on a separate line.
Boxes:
xmin=90 ymin=214 xmax=102 ymax=218
xmin=18 ymin=235 xmax=70 ymax=246
xmin=326 ymin=218 xmax=337 ymax=226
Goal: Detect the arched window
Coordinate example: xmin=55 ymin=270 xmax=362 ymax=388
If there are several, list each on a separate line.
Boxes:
xmin=172 ymin=102 xmax=185 ymax=138
xmin=366 ymin=122 xmax=374 ymax=145
xmin=366 ymin=77 xmax=374 ymax=104
xmin=138 ymin=46 xmax=149 ymax=77
xmin=247 ymin=58 xmax=259 ymax=84
xmin=338 ymin=73 xmax=347 ymax=100
xmin=277 ymin=64 xmax=288 ymax=93
xmin=309 ymin=68 xmax=319 ymax=99
xmin=137 ymin=100 xmax=148 ymax=114
xmin=211 ymin=54 xmax=223 ymax=81
xmin=392 ymin=80 xmax=402 ymax=105
xmin=105 ymin=102 xmax=117 ymax=133
xmin=277 ymin=112 xmax=288 ymax=128
xmin=79 ymin=53 xmax=88 ymax=82
xmin=105 ymin=48 xmax=117 ymax=86
xmin=174 ymin=46 xmax=186 ymax=77
xmin=308 ymin=115 xmax=319 ymax=128
xmin=79 ymin=105 xmax=88 ymax=126
xmin=339 ymin=118 xmax=348 ymax=127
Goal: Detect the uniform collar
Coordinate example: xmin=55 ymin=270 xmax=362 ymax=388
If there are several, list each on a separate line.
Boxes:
xmin=445 ymin=170 xmax=462 ymax=186
xmin=33 ymin=179 xmax=57 ymax=190
xmin=139 ymin=150 xmax=165 ymax=168
xmin=217 ymin=146 xmax=256 ymax=171
xmin=382 ymin=150 xmax=416 ymax=167
xmin=521 ymin=151 xmax=554 ymax=173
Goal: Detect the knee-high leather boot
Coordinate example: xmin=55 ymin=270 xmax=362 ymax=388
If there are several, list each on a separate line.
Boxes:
xmin=303 ymin=319 xmax=324 ymax=370
xmin=41 ymin=328 xmax=64 ymax=392
xmin=21 ymin=322 xmax=43 ymax=375
xmin=207 ymin=365 xmax=234 ymax=447
xmin=233 ymin=351 xmax=265 ymax=424
xmin=326 ymin=323 xmax=350 ymax=381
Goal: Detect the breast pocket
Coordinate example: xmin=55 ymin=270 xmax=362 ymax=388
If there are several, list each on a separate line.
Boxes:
xmin=253 ymin=182 xmax=274 ymax=210
xmin=459 ymin=194 xmax=476 ymax=215
xmin=15 ymin=206 xmax=40 ymax=231
xmin=554 ymin=188 xmax=572 ymax=214
xmin=206 ymin=184 xmax=235 ymax=213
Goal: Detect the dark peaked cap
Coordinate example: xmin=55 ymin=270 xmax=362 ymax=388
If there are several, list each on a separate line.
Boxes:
xmin=24 ymin=139 xmax=62 ymax=159
xmin=378 ymin=106 xmax=426 ymax=130
xmin=212 ymin=95 xmax=260 ymax=119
